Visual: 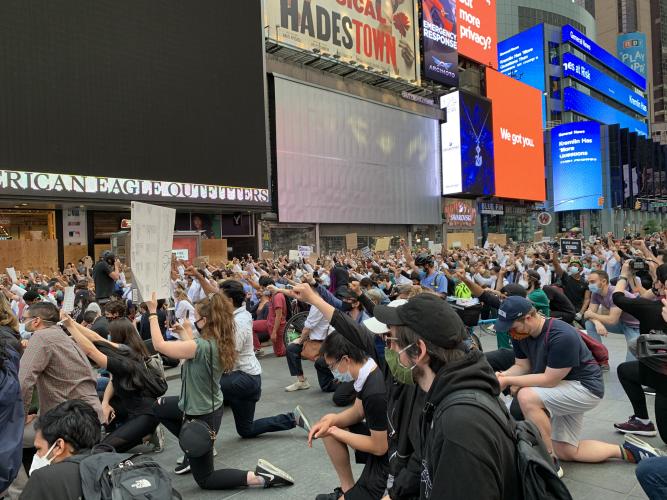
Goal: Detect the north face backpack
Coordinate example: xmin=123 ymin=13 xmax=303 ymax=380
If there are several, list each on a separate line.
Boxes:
xmin=68 ymin=448 xmax=182 ymax=500
xmin=437 ymin=390 xmax=573 ymax=500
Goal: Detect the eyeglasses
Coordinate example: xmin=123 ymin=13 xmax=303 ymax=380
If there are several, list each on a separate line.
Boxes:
xmin=326 ymin=356 xmax=346 ymax=372
xmin=381 ymin=335 xmax=399 ymax=348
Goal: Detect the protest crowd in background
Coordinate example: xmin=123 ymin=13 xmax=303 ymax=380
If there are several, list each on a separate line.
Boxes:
xmin=1 ymin=228 xmax=667 ymax=500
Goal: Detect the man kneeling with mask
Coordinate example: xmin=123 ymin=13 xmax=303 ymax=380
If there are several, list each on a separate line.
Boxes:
xmin=21 ymin=400 xmax=100 ymax=500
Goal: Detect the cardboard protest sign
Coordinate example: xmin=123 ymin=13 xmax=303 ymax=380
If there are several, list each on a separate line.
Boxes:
xmin=374 ymin=237 xmax=391 ymax=252
xmin=62 ymin=286 xmax=75 ymax=313
xmin=345 ymin=233 xmax=358 ymax=250
xmin=5 ymin=267 xmax=17 ymax=282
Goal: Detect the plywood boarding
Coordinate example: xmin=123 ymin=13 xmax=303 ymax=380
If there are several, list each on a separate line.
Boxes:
xmin=63 ymin=245 xmax=89 ymax=266
xmin=446 ymin=232 xmax=475 ymax=249
xmin=94 ymin=244 xmax=111 ymax=260
xmin=0 ymin=240 xmax=58 ymax=272
xmin=487 ymin=233 xmax=507 ymax=247
xmin=201 ymin=239 xmax=228 ymax=265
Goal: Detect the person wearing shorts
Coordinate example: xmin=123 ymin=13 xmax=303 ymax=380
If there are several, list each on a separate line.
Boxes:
xmin=495 ymin=297 xmax=660 ymax=476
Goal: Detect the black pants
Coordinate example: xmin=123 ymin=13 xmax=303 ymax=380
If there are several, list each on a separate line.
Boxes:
xmin=102 ymin=413 xmax=159 ymax=453
xmin=618 ymin=361 xmax=667 ymax=443
xmin=153 ymin=397 xmax=248 ymax=490
xmin=314 ymin=357 xmax=356 ymax=407
xmin=551 ymin=310 xmax=576 ymax=324
xmin=220 ymin=371 xmax=295 ymax=438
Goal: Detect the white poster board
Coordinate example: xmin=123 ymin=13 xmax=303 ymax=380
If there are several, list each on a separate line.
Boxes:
xmin=130 ymin=202 xmax=176 ymax=301
xmin=288 ymin=250 xmax=300 ymax=261
xmin=298 ymin=246 xmax=313 ymax=258
xmin=5 ymin=267 xmax=17 ymax=282
xmin=62 ymin=286 xmax=75 ymax=313
xmin=361 ymin=246 xmax=373 ymax=259
xmin=172 ymin=249 xmax=189 ymax=261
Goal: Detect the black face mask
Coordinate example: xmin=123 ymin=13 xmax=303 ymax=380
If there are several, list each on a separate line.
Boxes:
xmin=341 ymin=302 xmax=353 ymax=312
xmin=194 ymin=319 xmax=203 ymax=333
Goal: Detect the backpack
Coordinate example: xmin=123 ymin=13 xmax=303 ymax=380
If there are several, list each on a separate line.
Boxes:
xmin=0 ymin=342 xmax=23 ymax=493
xmin=142 ymin=354 xmax=168 ymax=399
xmin=437 ymin=390 xmax=573 ymax=500
xmin=69 ymin=448 xmax=182 ymax=500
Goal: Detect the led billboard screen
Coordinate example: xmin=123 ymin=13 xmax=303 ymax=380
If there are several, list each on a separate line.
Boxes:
xmin=485 ymin=68 xmax=545 ymax=201
xmin=422 ymin=0 xmax=459 ymax=86
xmin=617 ymin=32 xmax=647 ymax=78
xmin=457 ymin=0 xmax=497 ymax=66
xmin=562 ymin=24 xmax=646 ymax=90
xmin=563 ymin=87 xmax=648 ymax=137
xmin=440 ymin=92 xmax=463 ymax=194
xmin=551 ymin=122 xmax=603 ymax=212
xmin=562 ymin=52 xmax=647 ymax=116
xmin=497 ymin=24 xmax=547 ymax=126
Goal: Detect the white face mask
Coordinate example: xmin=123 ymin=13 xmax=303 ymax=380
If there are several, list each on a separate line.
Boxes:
xmin=518 ymin=279 xmax=529 ymax=289
xmin=29 ymin=441 xmax=58 ymax=476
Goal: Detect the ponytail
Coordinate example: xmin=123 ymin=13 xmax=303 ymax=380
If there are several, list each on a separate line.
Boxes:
xmin=195 ymin=293 xmax=237 ymax=372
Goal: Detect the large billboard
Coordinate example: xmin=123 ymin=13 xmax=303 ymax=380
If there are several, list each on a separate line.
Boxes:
xmin=562 ymin=24 xmax=646 ymax=90
xmin=266 ymin=0 xmax=419 ymax=82
xmin=563 ymin=87 xmax=648 ymax=137
xmin=422 ymin=0 xmax=459 ymax=86
xmin=440 ymin=91 xmax=494 ymax=195
xmin=0 ymin=0 xmax=270 ymax=206
xmin=562 ymin=52 xmax=647 ymax=116
xmin=617 ymin=32 xmax=647 ymax=78
xmin=551 ymin=122 xmax=603 ymax=212
xmin=457 ymin=0 xmax=497 ymax=66
xmin=497 ymin=24 xmax=547 ymax=126
xmin=440 ymin=92 xmax=463 ymax=194
xmin=485 ymin=68 xmax=545 ymax=201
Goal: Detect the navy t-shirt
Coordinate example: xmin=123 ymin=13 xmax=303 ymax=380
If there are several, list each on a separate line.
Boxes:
xmin=513 ymin=318 xmax=604 ymax=398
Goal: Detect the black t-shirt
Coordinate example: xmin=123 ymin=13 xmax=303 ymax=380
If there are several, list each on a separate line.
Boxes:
xmin=92 ymin=261 xmax=115 ymax=300
xmin=358 ymin=367 xmax=388 ymax=432
xmin=103 ymin=347 xmax=156 ymax=416
xmin=560 ymin=273 xmax=588 ymax=311
xmin=513 ymin=318 xmax=604 ymax=398
xmin=20 ymin=460 xmax=82 ymax=500
xmin=479 ymin=290 xmax=502 ymax=309
xmin=543 ymin=286 xmax=576 ymax=315
xmin=90 ymin=316 xmax=110 ymax=338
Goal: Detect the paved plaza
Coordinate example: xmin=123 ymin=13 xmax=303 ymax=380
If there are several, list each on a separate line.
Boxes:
xmin=149 ymin=331 xmax=660 ymax=499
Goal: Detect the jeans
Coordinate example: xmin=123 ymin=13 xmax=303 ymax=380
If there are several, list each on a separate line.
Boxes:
xmin=220 ymin=371 xmax=295 ymax=438
xmin=636 ymin=457 xmax=667 ymax=500
xmin=153 ymin=396 xmax=248 ymax=490
xmin=286 ymin=342 xmax=304 ymax=377
xmin=584 ymin=319 xmax=640 ymax=361
xmin=617 ymin=361 xmax=667 ymax=443
xmin=314 ymin=357 xmax=356 ymax=407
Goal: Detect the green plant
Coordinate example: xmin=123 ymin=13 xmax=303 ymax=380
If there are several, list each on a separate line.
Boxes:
xmin=643 ymin=219 xmax=660 ymax=234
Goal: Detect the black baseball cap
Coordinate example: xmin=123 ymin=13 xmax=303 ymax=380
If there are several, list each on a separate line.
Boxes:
xmin=500 ymin=283 xmax=527 ymax=297
xmin=496 ymin=296 xmax=534 ymax=333
xmin=373 ymin=294 xmax=466 ymax=349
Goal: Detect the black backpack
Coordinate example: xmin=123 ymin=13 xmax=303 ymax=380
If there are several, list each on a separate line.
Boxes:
xmin=437 ymin=390 xmax=573 ymax=500
xmin=68 ymin=448 xmax=182 ymax=500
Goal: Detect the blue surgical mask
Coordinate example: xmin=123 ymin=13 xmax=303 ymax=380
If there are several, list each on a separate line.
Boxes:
xmin=567 ymin=266 xmax=580 ymax=276
xmin=588 ymin=283 xmax=600 ymax=294
xmin=332 ymin=368 xmax=354 ymax=383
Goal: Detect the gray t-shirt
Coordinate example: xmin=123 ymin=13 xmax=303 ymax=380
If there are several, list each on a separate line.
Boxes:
xmin=179 ymin=338 xmax=224 ymax=415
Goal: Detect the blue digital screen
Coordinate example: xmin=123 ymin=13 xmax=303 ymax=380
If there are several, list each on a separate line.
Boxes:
xmin=562 ymin=52 xmax=647 ymax=116
xmin=422 ymin=0 xmax=458 ymax=86
xmin=551 ymin=121 xmax=603 ymax=212
xmin=498 ymin=24 xmax=547 ymax=126
xmin=563 ymin=87 xmax=648 ymax=137
xmin=459 ymin=91 xmax=494 ymax=195
xmin=562 ymin=25 xmax=646 ymax=90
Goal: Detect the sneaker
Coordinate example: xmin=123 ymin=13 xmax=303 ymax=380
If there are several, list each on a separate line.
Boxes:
xmin=552 ymin=456 xmax=564 ymax=479
xmin=643 ymin=386 xmax=656 ymax=396
xmin=315 ymin=487 xmax=344 ymax=500
xmin=255 ymin=459 xmax=294 ymax=488
xmin=147 ymin=425 xmax=165 ymax=453
xmin=294 ymin=405 xmax=312 ymax=432
xmin=614 ymin=416 xmax=658 ymax=437
xmin=177 ymin=447 xmax=217 ymax=465
xmin=175 ymin=459 xmax=191 ymax=475
xmin=255 ymin=349 xmax=265 ymax=358
xmin=285 ymin=379 xmax=311 ymax=392
xmin=622 ymin=435 xmax=664 ymax=463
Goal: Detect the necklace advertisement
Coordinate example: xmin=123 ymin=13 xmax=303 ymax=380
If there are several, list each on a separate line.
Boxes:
xmin=460 ymin=91 xmax=495 ymax=195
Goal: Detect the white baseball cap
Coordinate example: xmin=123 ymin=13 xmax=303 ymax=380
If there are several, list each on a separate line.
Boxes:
xmin=363 ymin=299 xmax=407 ymax=334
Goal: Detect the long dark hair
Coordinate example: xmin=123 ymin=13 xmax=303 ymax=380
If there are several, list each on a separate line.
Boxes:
xmin=109 ymin=318 xmax=149 ymax=358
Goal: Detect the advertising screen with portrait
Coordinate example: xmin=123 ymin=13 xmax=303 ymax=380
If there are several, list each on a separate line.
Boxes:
xmin=421 ymin=0 xmax=459 ymax=86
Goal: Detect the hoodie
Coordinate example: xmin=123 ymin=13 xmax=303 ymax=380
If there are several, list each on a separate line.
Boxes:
xmin=418 ymin=350 xmax=518 ymax=500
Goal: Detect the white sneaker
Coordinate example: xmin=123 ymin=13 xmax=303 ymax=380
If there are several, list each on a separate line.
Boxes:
xmin=285 ymin=379 xmax=311 ymax=392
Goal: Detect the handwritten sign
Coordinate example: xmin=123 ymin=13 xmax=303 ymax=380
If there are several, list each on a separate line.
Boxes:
xmin=374 ymin=237 xmax=391 ymax=252
xmin=345 ymin=233 xmax=358 ymax=250
xmin=560 ymin=238 xmax=583 ymax=256
xmin=5 ymin=267 xmax=17 ymax=282
xmin=361 ymin=246 xmax=373 ymax=259
xmin=62 ymin=286 xmax=75 ymax=313
xmin=130 ymin=202 xmax=176 ymax=301
xmin=288 ymin=250 xmax=300 ymax=261
xmin=298 ymin=246 xmax=313 ymax=258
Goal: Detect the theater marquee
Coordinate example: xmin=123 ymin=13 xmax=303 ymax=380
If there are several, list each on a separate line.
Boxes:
xmin=0 ymin=170 xmax=270 ymax=207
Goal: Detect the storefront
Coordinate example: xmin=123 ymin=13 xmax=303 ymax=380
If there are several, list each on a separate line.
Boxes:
xmin=480 ymin=201 xmax=538 ymax=243
xmin=443 ymin=198 xmax=479 ymax=248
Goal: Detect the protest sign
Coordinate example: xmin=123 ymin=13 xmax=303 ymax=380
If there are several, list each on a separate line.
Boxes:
xmin=130 ymin=202 xmax=176 ymax=301
xmin=298 ymin=246 xmax=313 ymax=258
xmin=288 ymin=250 xmax=300 ymax=261
xmin=560 ymin=238 xmax=583 ymax=256
xmin=62 ymin=286 xmax=75 ymax=313
xmin=361 ymin=246 xmax=373 ymax=259
xmin=374 ymin=237 xmax=391 ymax=252
xmin=5 ymin=267 xmax=17 ymax=282
xmin=345 ymin=233 xmax=358 ymax=250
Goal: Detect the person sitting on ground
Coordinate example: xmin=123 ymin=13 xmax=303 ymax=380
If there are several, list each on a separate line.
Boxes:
xmin=81 ymin=303 xmax=109 ymax=338
xmin=551 ymin=253 xmax=591 ymax=326
xmin=521 ymin=270 xmax=550 ymax=316
xmin=543 ymin=284 xmax=577 ymax=324
xmin=496 ymin=296 xmax=662 ymax=478
xmin=251 ymin=277 xmax=287 ymax=357
xmin=19 ymin=400 xmax=101 ymax=500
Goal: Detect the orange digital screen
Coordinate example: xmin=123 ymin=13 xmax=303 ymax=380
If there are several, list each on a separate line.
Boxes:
xmin=485 ymin=68 xmax=546 ymax=201
xmin=458 ymin=0 xmax=497 ymax=67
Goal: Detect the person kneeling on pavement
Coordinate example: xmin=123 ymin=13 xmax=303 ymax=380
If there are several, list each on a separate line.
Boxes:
xmin=374 ymin=294 xmax=519 ymax=500
xmin=495 ymin=296 xmax=662 ymax=477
